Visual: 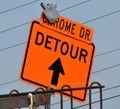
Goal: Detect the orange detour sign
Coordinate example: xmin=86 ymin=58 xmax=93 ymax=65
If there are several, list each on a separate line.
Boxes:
xmin=40 ymin=12 xmax=94 ymax=44
xmin=20 ymin=20 xmax=95 ymax=102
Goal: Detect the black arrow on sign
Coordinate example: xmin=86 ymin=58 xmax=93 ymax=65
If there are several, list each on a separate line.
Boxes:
xmin=49 ymin=58 xmax=65 ymax=86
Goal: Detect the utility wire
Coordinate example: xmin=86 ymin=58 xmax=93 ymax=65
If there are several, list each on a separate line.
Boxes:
xmin=0 ymin=46 xmax=120 ymax=86
xmin=0 ymin=63 xmax=120 ymax=86
xmin=0 ymin=45 xmax=120 ymax=86
xmin=0 ymin=42 xmax=26 ymax=52
xmin=0 ymin=0 xmax=41 ymax=15
xmin=0 ymin=65 xmax=120 ymax=106
xmin=0 ymin=1 xmax=120 ymax=54
xmin=0 ymin=0 xmax=120 ymax=99
xmin=0 ymin=1 xmax=120 ymax=107
xmin=39 ymin=84 xmax=120 ymax=108
xmin=95 ymin=47 xmax=120 ymax=57
xmin=2 ymin=41 xmax=119 ymax=56
xmin=1 ymin=2 xmax=120 ymax=34
xmin=83 ymin=9 xmax=120 ymax=24
xmin=93 ymin=84 xmax=120 ymax=94
xmin=73 ymin=94 xmax=120 ymax=108
xmin=59 ymin=0 xmax=91 ymax=12
xmin=0 ymin=0 xmax=90 ymax=15
xmin=0 ymin=21 xmax=31 ymax=34
xmin=0 ymin=40 xmax=120 ymax=57
xmin=1 ymin=77 xmax=119 ymax=108
xmin=0 ymin=50 xmax=119 ymax=106
xmin=0 ymin=0 xmax=91 ymax=34
xmin=93 ymin=63 xmax=120 ymax=74
xmin=0 ymin=79 xmax=19 ymax=86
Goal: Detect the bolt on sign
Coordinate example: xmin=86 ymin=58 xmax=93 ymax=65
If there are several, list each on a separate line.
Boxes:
xmin=20 ymin=14 xmax=95 ymax=102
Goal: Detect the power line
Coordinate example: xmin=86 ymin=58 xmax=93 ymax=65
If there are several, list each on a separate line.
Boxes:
xmin=0 ymin=0 xmax=41 ymax=15
xmin=83 ymin=9 xmax=120 ymax=24
xmin=0 ymin=0 xmax=120 ymax=97
xmin=0 ymin=66 xmax=120 ymax=106
xmin=59 ymin=0 xmax=91 ymax=12
xmin=0 ymin=63 xmax=120 ymax=87
xmin=38 ymin=84 xmax=120 ymax=108
xmin=93 ymin=63 xmax=120 ymax=74
xmin=0 ymin=79 xmax=19 ymax=86
xmin=1 ymin=2 xmax=120 ymax=34
xmin=51 ymin=85 xmax=120 ymax=105
xmin=0 ymin=40 xmax=120 ymax=57
xmin=0 ymin=1 xmax=119 ymax=108
xmin=0 ymin=47 xmax=120 ymax=86
xmin=93 ymin=84 xmax=120 ymax=94
xmin=95 ymin=47 xmax=120 ymax=57
xmin=0 ymin=1 xmax=120 ymax=55
xmin=0 ymin=21 xmax=31 ymax=34
xmin=0 ymin=43 xmax=120 ymax=86
xmin=1 ymin=78 xmax=119 ymax=108
xmin=0 ymin=54 xmax=119 ymax=107
xmin=0 ymin=42 xmax=25 ymax=52
xmin=73 ymin=94 xmax=120 ymax=108
xmin=0 ymin=0 xmax=90 ymax=15
xmin=0 ymin=0 xmax=91 ymax=34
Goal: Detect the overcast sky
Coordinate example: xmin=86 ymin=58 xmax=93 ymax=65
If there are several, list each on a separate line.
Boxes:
xmin=0 ymin=0 xmax=120 ymax=109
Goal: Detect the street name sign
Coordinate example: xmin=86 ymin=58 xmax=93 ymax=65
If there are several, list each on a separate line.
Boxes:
xmin=20 ymin=20 xmax=95 ymax=102
xmin=40 ymin=12 xmax=94 ymax=44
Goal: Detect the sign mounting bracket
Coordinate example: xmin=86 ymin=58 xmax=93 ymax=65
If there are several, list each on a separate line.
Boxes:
xmin=40 ymin=2 xmax=59 ymax=23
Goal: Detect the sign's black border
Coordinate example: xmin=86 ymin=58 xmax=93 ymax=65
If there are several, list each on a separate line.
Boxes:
xmin=21 ymin=20 xmax=95 ymax=102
